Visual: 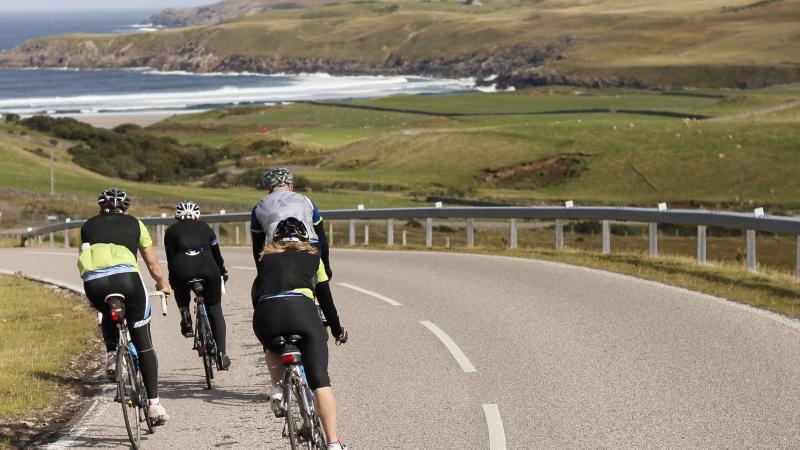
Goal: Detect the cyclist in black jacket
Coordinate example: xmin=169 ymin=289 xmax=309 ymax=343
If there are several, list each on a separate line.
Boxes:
xmin=165 ymin=201 xmax=231 ymax=370
xmin=252 ymin=217 xmax=348 ymax=450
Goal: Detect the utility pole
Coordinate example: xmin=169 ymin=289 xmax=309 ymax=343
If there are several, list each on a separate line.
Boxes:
xmin=49 ymin=139 xmax=57 ymax=195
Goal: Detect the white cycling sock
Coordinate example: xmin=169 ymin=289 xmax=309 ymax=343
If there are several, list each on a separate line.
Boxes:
xmin=148 ymin=397 xmax=160 ymax=406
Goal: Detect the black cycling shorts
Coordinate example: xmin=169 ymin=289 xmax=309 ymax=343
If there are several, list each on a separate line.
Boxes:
xmin=84 ymin=271 xmax=151 ymax=328
xmin=252 ymin=295 xmax=330 ymax=390
xmin=169 ymin=252 xmax=222 ymax=309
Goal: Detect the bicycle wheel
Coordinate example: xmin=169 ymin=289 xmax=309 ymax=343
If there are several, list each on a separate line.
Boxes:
xmin=135 ymin=368 xmax=154 ymax=434
xmin=285 ymin=377 xmax=306 ymax=450
xmin=116 ymin=349 xmax=141 ymax=449
xmin=198 ymin=319 xmax=213 ymax=390
xmin=299 ymin=384 xmax=325 ymax=450
xmin=203 ymin=315 xmax=216 ymax=378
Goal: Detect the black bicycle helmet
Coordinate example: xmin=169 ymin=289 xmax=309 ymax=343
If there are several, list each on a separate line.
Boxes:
xmin=97 ymin=187 xmax=131 ymax=213
xmin=273 ymin=217 xmax=309 ymax=242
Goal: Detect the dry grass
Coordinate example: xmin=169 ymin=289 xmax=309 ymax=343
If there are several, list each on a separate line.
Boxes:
xmin=0 ymin=275 xmax=96 ymax=420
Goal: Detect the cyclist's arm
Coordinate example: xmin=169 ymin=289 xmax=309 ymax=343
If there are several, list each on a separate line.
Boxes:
xmin=138 ymin=220 xmax=172 ymax=295
xmin=141 ymin=246 xmax=171 ymax=296
xmin=314 ymin=261 xmax=342 ymax=337
xmin=250 ymin=207 xmax=266 ymax=264
xmin=313 ymin=220 xmax=332 ymax=279
xmin=209 ymin=234 xmax=227 ymax=274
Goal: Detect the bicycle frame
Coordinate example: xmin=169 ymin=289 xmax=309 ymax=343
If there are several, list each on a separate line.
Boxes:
xmin=190 ymin=281 xmax=218 ymax=389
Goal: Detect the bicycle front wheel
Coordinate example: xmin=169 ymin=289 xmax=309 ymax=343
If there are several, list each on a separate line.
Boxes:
xmin=117 ymin=350 xmax=141 ymax=449
xmin=135 ymin=369 xmax=154 ymax=434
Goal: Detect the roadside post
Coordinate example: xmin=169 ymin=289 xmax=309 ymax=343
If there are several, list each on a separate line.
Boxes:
xmin=509 ymin=218 xmax=517 ymax=249
xmin=387 ymin=218 xmax=394 ymax=246
xmin=64 ymin=218 xmax=71 ymax=248
xmin=425 ymin=218 xmax=433 ymax=248
xmin=466 ymin=218 xmax=474 ymax=247
xmin=602 ymin=220 xmax=610 ymax=254
xmin=697 ymin=225 xmax=707 ymax=264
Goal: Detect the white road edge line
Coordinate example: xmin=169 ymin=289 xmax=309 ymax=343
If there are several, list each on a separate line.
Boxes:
xmin=337 ymin=282 xmax=402 ymax=306
xmin=46 ymin=387 xmax=115 ymax=449
xmin=482 ymin=404 xmax=507 ymax=450
xmin=419 ymin=320 xmax=476 ymax=373
xmin=232 ymin=266 xmax=257 ymax=270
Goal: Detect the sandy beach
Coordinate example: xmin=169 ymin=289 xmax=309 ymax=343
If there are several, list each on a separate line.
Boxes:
xmin=66 ymin=111 xmax=206 ymax=128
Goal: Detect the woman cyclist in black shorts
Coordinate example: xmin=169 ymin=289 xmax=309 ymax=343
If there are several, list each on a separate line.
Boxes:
xmin=78 ymin=188 xmax=172 ymax=423
xmin=164 ymin=200 xmax=231 ymax=370
xmin=251 ymin=217 xmax=348 ymax=450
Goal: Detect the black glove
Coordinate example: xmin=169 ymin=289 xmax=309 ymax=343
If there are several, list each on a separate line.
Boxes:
xmin=222 ymin=271 xmax=229 ymax=283
xmin=335 ymin=328 xmax=348 ymax=346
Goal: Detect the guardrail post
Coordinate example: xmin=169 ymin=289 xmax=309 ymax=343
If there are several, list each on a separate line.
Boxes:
xmin=425 ymin=218 xmax=433 ymax=248
xmin=445 ymin=237 xmax=450 ymax=248
xmin=796 ymin=236 xmax=799 ymax=279
xmin=245 ymin=221 xmax=251 ymax=245
xmin=697 ymin=225 xmax=707 ymax=264
xmin=648 ymin=223 xmax=657 ymax=257
xmin=364 ymin=224 xmax=370 ymax=245
xmin=746 ymin=230 xmax=756 ymax=272
xmin=509 ymin=218 xmax=517 ymax=249
xmin=466 ymin=218 xmax=474 ymax=247
xmin=348 ymin=219 xmax=355 ymax=246
xmin=402 ymin=230 xmax=407 ymax=246
xmin=49 ymin=232 xmax=54 ymax=248
xmin=602 ymin=220 xmax=610 ymax=254
xmin=37 ymin=234 xmax=42 ymax=246
xmin=387 ymin=218 xmax=394 ymax=246
xmin=555 ymin=219 xmax=564 ymax=250
xmin=64 ymin=218 xmax=71 ymax=248
xmin=235 ymin=226 xmax=240 ymax=245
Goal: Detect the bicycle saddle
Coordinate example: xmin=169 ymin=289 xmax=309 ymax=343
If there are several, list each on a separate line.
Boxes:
xmin=188 ymin=279 xmax=205 ymax=297
xmin=271 ymin=335 xmax=303 ymax=349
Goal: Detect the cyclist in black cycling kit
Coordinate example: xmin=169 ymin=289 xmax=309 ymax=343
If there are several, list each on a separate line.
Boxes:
xmin=164 ymin=201 xmax=231 ymax=370
xmin=252 ymin=217 xmax=348 ymax=450
xmin=78 ymin=188 xmax=171 ymax=423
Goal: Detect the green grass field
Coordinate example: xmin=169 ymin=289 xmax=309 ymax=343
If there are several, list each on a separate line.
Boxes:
xmin=146 ymin=85 xmax=800 ymax=209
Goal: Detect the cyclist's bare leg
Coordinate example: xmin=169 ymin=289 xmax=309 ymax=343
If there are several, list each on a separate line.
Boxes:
xmin=314 ymin=387 xmax=337 ymax=442
xmin=265 ymin=350 xmax=284 ymax=386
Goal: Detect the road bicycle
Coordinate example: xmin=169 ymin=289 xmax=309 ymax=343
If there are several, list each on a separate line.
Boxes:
xmin=272 ymin=334 xmax=327 ymax=450
xmin=188 ymin=279 xmax=222 ymax=390
xmin=105 ymin=294 xmax=154 ymax=449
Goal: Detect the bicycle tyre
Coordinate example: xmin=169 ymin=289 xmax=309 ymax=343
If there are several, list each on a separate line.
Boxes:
xmin=297 ymin=383 xmax=321 ymax=450
xmin=117 ymin=349 xmax=141 ymax=449
xmin=136 ymin=368 xmax=154 ymax=434
xmin=203 ymin=314 xmax=216 ymax=379
xmin=198 ymin=318 xmax=213 ymax=390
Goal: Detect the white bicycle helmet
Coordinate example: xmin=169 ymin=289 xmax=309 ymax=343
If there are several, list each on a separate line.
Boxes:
xmin=263 ymin=167 xmax=294 ymax=189
xmin=174 ymin=200 xmax=200 ymax=220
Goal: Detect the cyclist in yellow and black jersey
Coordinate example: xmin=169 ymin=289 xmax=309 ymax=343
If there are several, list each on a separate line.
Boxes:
xmin=78 ymin=188 xmax=172 ymax=424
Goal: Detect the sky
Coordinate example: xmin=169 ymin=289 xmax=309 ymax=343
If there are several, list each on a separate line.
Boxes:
xmin=0 ymin=0 xmax=212 ymax=9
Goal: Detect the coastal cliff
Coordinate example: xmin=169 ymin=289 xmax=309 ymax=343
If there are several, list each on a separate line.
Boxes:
xmin=1 ymin=0 xmax=798 ymax=89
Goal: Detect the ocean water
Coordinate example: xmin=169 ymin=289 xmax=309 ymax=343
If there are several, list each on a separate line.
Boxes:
xmin=0 ymin=9 xmax=159 ymax=50
xmin=0 ymin=10 xmax=475 ymax=117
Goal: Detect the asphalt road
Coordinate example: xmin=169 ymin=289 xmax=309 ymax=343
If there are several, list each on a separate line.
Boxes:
xmin=1 ymin=247 xmax=799 ymax=449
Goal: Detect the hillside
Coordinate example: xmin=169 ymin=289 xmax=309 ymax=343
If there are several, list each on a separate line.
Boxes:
xmin=147 ymin=0 xmax=342 ymax=27
xmin=1 ymin=0 xmax=798 ymax=89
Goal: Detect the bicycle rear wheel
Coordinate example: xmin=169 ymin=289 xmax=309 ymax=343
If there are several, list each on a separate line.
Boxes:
xmin=116 ymin=350 xmax=141 ymax=449
xmin=198 ymin=318 xmax=214 ymax=390
xmin=299 ymin=384 xmax=325 ymax=450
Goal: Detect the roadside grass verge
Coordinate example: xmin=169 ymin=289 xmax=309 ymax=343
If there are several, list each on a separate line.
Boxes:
xmin=0 ymin=275 xmax=97 ymax=448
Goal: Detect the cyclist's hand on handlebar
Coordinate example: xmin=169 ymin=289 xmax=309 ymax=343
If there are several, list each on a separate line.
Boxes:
xmin=156 ymin=281 xmax=173 ymax=297
xmin=222 ymin=271 xmax=230 ymax=283
xmin=335 ymin=328 xmax=348 ymax=346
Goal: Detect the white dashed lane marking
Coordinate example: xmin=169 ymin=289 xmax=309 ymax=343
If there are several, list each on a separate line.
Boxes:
xmin=419 ymin=320 xmax=476 ymax=373
xmin=482 ymin=404 xmax=507 ymax=450
xmin=337 ymin=282 xmax=402 ymax=306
